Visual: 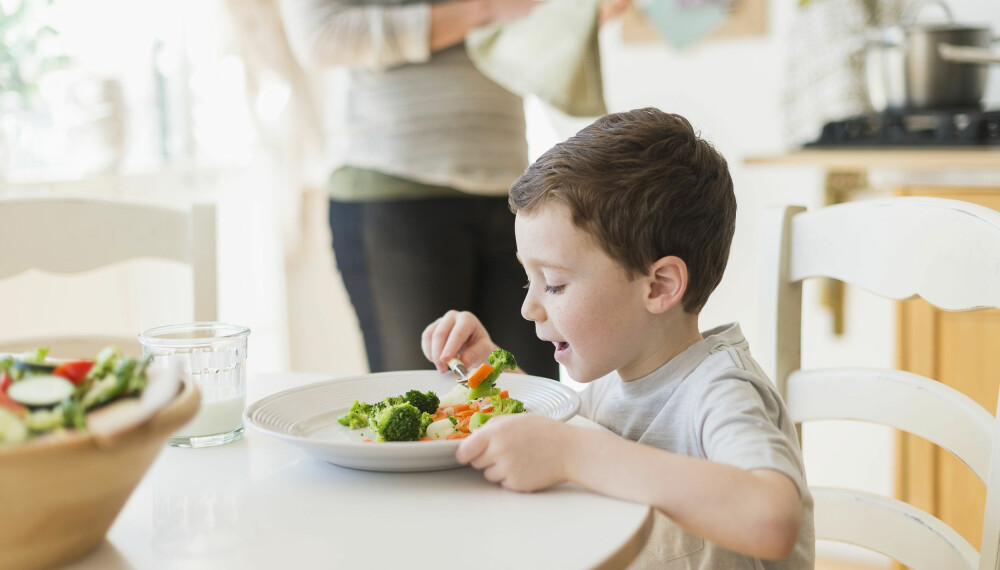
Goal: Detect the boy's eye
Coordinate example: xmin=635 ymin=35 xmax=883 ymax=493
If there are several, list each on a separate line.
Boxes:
xmin=544 ymin=284 xmax=566 ymax=294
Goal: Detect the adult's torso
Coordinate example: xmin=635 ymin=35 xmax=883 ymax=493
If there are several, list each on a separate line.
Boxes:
xmin=341 ymin=0 xmax=528 ymax=194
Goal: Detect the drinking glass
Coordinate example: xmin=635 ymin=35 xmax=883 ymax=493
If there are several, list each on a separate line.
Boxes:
xmin=139 ymin=322 xmax=250 ymax=448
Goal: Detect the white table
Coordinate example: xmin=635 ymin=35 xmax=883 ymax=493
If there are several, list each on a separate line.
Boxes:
xmin=65 ymin=373 xmax=653 ymax=570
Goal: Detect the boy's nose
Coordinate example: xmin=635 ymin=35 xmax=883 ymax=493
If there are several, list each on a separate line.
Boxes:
xmin=521 ymin=290 xmax=545 ymax=323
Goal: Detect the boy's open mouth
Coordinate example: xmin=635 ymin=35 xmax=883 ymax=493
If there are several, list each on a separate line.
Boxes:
xmin=554 ymin=341 xmax=570 ymax=359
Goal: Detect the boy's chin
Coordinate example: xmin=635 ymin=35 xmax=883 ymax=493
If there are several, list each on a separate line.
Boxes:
xmin=562 ymin=364 xmax=611 ymax=384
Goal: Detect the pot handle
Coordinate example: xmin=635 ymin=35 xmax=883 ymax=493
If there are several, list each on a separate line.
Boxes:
xmin=939 ymin=43 xmax=1000 ymax=65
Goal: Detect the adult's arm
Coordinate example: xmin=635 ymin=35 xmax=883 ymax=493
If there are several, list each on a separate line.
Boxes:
xmin=279 ymin=0 xmax=533 ymax=70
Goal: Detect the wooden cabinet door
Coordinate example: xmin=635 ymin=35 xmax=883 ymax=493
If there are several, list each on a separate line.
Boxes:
xmin=896 ymin=186 xmax=1000 ymax=550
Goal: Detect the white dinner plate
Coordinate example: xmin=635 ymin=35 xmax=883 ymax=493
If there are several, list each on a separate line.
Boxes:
xmin=245 ymin=370 xmax=581 ymax=472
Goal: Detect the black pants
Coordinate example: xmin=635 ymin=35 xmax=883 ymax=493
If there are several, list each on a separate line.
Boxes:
xmin=329 ymin=196 xmax=559 ymax=379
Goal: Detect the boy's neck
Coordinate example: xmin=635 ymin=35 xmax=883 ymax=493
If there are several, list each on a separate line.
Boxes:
xmin=617 ymin=310 xmax=704 ymax=382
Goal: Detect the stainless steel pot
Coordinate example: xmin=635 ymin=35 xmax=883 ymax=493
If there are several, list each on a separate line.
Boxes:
xmin=865 ymin=0 xmax=1000 ymax=111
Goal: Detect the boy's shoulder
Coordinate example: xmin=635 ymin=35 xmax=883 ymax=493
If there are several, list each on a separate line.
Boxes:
xmin=688 ymin=322 xmax=757 ymax=376
xmin=679 ymin=323 xmax=776 ymax=401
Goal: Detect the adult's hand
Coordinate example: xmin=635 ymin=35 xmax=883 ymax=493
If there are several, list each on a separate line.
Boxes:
xmin=599 ymin=0 xmax=632 ymax=26
xmin=430 ymin=0 xmax=539 ymax=52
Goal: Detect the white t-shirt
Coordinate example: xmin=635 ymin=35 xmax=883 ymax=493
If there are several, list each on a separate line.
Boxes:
xmin=580 ymin=323 xmax=815 ymax=569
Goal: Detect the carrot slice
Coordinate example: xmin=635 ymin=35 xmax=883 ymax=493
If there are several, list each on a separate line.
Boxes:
xmin=446 ymin=432 xmax=470 ymax=439
xmin=499 ymin=390 xmax=509 ymax=399
xmin=466 ymin=364 xmax=494 ymax=389
xmin=452 ymin=403 xmax=471 ymax=413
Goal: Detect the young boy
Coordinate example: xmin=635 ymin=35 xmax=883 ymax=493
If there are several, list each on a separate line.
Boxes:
xmin=421 ymin=107 xmax=814 ymax=568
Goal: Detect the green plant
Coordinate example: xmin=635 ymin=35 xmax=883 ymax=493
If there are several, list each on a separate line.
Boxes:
xmin=0 ymin=0 xmax=70 ymax=107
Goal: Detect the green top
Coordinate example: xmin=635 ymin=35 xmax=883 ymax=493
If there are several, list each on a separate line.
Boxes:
xmin=327 ymin=167 xmax=469 ymax=202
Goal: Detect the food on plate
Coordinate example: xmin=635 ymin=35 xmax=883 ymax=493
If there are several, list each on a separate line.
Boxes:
xmin=336 ymin=349 xmax=526 ymax=442
xmin=0 ymin=346 xmax=151 ymax=445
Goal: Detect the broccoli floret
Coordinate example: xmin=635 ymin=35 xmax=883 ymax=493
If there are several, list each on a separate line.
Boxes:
xmin=419 ymin=411 xmax=434 ymax=437
xmin=370 ymin=394 xmax=406 ymax=417
xmin=337 ymin=400 xmax=373 ymax=429
xmin=371 ymin=402 xmax=423 ymax=442
xmin=492 ymin=396 xmax=525 ymax=415
xmin=404 ymin=389 xmax=440 ymax=414
xmin=467 ymin=348 xmax=518 ymax=400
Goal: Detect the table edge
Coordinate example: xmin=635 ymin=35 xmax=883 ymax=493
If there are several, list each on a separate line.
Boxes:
xmin=590 ymin=505 xmax=655 ymax=570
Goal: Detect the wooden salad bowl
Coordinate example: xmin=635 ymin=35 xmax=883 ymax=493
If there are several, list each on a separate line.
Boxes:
xmin=0 ymin=376 xmax=199 ymax=570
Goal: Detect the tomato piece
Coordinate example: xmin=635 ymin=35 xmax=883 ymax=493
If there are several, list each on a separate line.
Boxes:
xmin=0 ymin=371 xmax=11 ymax=393
xmin=52 ymin=360 xmax=95 ymax=385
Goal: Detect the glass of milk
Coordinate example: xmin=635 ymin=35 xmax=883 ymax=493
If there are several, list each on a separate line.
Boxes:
xmin=139 ymin=322 xmax=250 ymax=448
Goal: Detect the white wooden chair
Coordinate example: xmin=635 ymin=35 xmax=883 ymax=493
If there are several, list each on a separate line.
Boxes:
xmin=0 ymin=196 xmax=217 ymax=358
xmin=758 ymin=197 xmax=1000 ymax=570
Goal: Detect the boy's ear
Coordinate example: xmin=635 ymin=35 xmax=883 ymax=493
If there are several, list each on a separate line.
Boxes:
xmin=645 ymin=256 xmax=687 ymax=314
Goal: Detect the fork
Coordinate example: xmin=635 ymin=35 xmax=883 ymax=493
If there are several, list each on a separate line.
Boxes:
xmin=447 ymin=357 xmax=469 ymax=385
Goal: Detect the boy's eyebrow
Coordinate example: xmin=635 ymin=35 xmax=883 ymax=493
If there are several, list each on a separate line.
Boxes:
xmin=516 ymin=253 xmax=572 ymax=272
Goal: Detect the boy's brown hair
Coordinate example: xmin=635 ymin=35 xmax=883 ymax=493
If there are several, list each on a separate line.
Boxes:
xmin=508 ymin=107 xmax=736 ymax=314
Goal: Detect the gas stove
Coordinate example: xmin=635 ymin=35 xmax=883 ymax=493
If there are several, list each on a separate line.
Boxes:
xmin=804 ymin=108 xmax=1000 ymax=147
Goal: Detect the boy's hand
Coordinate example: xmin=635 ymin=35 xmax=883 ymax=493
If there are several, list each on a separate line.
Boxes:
xmin=456 ymin=414 xmax=573 ymax=492
xmin=421 ymin=310 xmax=499 ymax=373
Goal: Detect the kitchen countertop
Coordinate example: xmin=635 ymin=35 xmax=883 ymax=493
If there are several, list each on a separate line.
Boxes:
xmin=745 ymin=147 xmax=1000 ymax=170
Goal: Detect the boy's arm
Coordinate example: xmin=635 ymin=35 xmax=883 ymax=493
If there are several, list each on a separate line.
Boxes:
xmin=457 ymin=415 xmax=802 ymax=561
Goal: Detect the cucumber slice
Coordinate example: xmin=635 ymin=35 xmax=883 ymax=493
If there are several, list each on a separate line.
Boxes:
xmin=12 ymin=360 xmax=57 ymax=375
xmin=7 ymin=375 xmax=75 ymax=408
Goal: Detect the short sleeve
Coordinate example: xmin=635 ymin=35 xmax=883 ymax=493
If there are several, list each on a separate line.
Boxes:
xmin=696 ymin=376 xmax=807 ymax=497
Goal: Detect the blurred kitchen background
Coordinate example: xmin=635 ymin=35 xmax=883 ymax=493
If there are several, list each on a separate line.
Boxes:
xmin=1 ymin=0 xmax=998 ymax=567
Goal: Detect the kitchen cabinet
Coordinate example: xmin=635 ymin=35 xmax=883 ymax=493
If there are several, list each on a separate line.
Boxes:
xmin=746 ymin=148 xmax=1000 ymax=553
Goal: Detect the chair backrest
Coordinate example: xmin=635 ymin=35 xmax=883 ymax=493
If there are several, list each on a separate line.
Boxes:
xmin=758 ymin=197 xmax=1000 ymax=570
xmin=0 ymin=195 xmax=217 ymax=358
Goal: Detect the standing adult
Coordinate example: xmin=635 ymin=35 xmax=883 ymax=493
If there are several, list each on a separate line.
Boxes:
xmin=279 ymin=0 xmax=559 ymax=378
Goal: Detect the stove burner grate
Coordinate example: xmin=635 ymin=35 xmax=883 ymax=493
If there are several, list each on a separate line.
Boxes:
xmin=805 ymin=109 xmax=1000 ymax=147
